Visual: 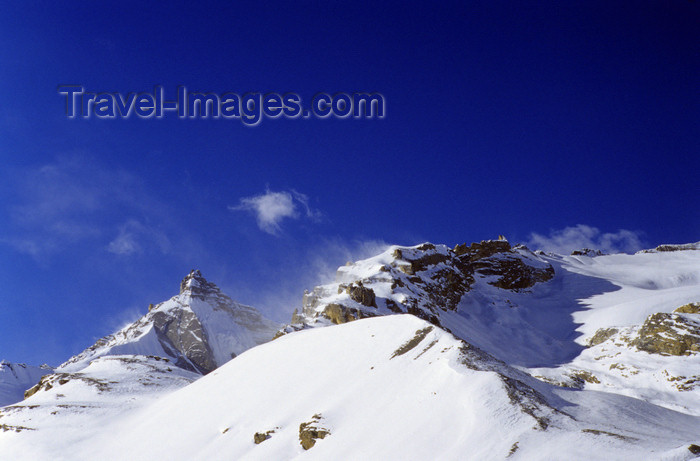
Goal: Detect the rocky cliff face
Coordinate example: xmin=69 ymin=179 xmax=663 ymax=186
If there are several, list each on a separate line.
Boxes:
xmin=59 ymin=270 xmax=281 ymax=375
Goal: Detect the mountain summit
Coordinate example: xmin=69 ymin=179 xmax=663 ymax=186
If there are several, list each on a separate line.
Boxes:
xmin=59 ymin=270 xmax=281 ymax=375
xmin=179 ymin=269 xmax=221 ymax=297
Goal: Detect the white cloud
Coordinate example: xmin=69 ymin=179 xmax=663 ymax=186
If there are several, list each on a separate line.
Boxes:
xmin=230 ymin=188 xmax=320 ymax=235
xmin=526 ymin=224 xmax=645 ymax=255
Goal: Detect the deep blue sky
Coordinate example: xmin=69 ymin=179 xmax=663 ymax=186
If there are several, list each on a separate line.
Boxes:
xmin=1 ymin=1 xmax=697 ymax=365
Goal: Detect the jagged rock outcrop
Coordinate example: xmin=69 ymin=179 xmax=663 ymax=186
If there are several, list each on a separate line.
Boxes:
xmin=630 ymin=312 xmax=700 ymax=356
xmin=299 ymin=414 xmax=331 ymax=450
xmin=280 ymin=239 xmax=555 ymax=333
xmin=571 ymin=248 xmax=604 ymax=256
xmin=674 ymin=302 xmax=700 ymax=314
xmin=586 ymin=328 xmax=619 ymax=347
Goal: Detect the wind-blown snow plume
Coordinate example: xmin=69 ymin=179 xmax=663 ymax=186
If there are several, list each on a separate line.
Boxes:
xmin=527 ymin=224 xmax=645 ymax=254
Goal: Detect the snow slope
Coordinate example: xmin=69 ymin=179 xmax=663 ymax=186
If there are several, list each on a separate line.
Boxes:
xmin=2 ymin=315 xmax=699 ymax=460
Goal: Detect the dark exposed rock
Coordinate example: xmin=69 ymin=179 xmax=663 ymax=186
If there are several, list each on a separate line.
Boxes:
xmin=461 ymin=239 xmax=511 ymax=260
xmin=339 ymin=282 xmax=377 ymax=308
xmin=638 ymin=243 xmax=700 ymax=253
xmin=473 ymin=256 xmax=555 ymax=290
xmin=59 ymin=270 xmax=279 ymax=377
xmin=391 ymin=327 xmax=434 ymax=358
xmin=385 ymin=299 xmax=403 ymax=313
xmin=588 ymin=328 xmax=619 ymax=347
xmin=581 ymin=429 xmax=636 ymax=442
xmin=180 ymin=270 xmax=220 ymax=298
xmin=508 ymin=442 xmax=519 ymax=457
xmin=569 ymin=370 xmax=601 ymax=386
xmin=394 ymin=247 xmax=451 ymax=275
xmin=571 ymin=249 xmax=604 ymax=256
xmin=406 ymin=305 xmax=441 ymax=326
xmin=663 ymin=371 xmax=700 ymax=392
xmin=151 ymin=309 xmax=216 ymax=374
xmin=24 ymin=373 xmax=111 ymax=399
xmin=254 ymin=429 xmax=276 ymax=444
xmin=674 ymin=302 xmax=700 ymax=314
xmin=501 ymin=375 xmax=552 ymax=430
xmin=688 ymin=444 xmax=700 ymax=455
xmin=291 ymin=308 xmax=304 ymax=324
xmin=630 ymin=313 xmax=700 ymax=356
xmin=654 ymin=244 xmax=700 ymax=252
xmin=299 ymin=414 xmax=330 ymax=450
xmin=0 ymin=423 xmax=34 ymax=433
xmin=322 ymin=303 xmax=376 ymax=324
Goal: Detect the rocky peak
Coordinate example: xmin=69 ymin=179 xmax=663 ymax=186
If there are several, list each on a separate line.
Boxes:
xmin=179 ymin=269 xmax=223 ymax=299
xmin=58 ymin=271 xmax=281 ymax=376
xmin=571 ymin=248 xmax=604 ymax=256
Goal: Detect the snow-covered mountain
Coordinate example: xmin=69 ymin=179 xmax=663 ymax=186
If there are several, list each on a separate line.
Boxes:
xmin=282 ymin=239 xmax=700 ymax=416
xmin=0 ymin=362 xmax=52 ymax=407
xmin=1 ymin=241 xmax=700 ymax=460
xmin=59 ymin=269 xmax=281 ymax=374
xmin=0 ymin=270 xmax=280 ymax=440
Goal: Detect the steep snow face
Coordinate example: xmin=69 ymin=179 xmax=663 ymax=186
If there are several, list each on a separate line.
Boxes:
xmin=59 ymin=270 xmax=281 ymax=374
xmin=0 ymin=362 xmax=53 ymax=407
xmin=2 ymin=316 xmax=698 ymax=461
